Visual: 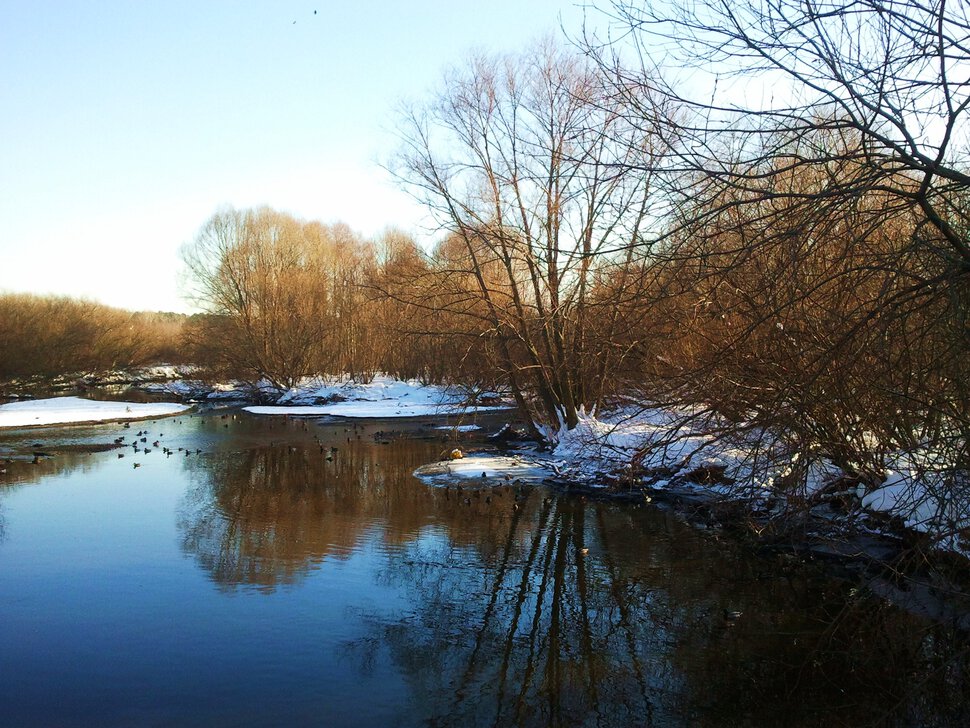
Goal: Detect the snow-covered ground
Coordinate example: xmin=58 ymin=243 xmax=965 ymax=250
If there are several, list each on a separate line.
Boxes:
xmin=0 ymin=396 xmax=191 ymax=428
xmin=552 ymin=406 xmax=773 ymax=494
xmin=142 ymin=378 xmax=270 ymax=401
xmin=547 ymin=407 xmax=970 ymax=557
xmin=82 ymin=364 xmax=198 ymax=384
xmin=244 ymin=376 xmax=511 ymax=419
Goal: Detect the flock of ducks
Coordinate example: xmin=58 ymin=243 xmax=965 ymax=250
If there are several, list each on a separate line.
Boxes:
xmin=113 ymin=423 xmax=202 ymax=469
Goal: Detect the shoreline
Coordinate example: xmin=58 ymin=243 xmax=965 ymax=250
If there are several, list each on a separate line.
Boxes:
xmin=0 ymin=408 xmax=194 ymax=431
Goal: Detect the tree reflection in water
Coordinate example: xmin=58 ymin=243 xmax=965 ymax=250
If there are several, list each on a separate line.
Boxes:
xmin=359 ymin=497 xmax=970 ymax=727
xmin=177 ymin=437 xmax=443 ymax=591
xmin=177 ymin=434 xmax=970 ymax=726
xmin=0 ymin=450 xmax=98 ymax=546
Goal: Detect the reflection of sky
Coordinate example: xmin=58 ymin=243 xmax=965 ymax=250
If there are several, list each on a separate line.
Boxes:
xmin=0 ymin=435 xmax=416 ymax=724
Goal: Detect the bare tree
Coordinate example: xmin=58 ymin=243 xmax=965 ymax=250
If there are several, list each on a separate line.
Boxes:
xmin=588 ymin=0 xmax=970 ymax=508
xmin=393 ymin=39 xmax=669 ymax=434
xmin=182 ymin=207 xmax=366 ymax=390
xmin=599 ymin=0 xmax=970 ymax=261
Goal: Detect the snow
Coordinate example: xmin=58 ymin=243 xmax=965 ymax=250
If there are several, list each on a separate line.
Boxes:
xmin=860 ymin=461 xmax=970 ymax=552
xmin=245 ymin=375 xmax=512 ymax=419
xmin=143 ymin=380 xmax=203 ymax=397
xmin=137 ymin=364 xmax=196 ymax=380
xmin=209 ymin=381 xmax=265 ymax=400
xmin=434 ymin=424 xmax=482 ymax=432
xmin=414 ymin=455 xmax=555 ymax=486
xmin=553 ymin=406 xmax=744 ymax=483
xmin=547 ymin=406 xmax=970 ymax=556
xmin=550 ymin=407 xmax=852 ymax=505
xmin=0 ymin=396 xmax=191 ymax=428
xmin=247 ymin=402 xmax=508 ymax=418
xmin=143 ymin=378 xmax=276 ymax=401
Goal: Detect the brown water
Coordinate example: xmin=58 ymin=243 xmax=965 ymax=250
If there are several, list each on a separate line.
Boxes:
xmin=0 ymin=411 xmax=967 ymax=727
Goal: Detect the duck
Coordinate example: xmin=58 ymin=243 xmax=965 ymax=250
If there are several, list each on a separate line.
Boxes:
xmin=723 ymin=609 xmax=743 ymax=622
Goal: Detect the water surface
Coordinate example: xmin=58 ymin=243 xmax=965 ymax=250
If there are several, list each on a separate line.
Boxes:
xmin=1 ymin=412 xmax=967 ymax=726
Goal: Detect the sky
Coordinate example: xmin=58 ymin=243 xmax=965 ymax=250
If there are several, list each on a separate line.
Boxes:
xmin=0 ymin=1 xmax=594 ymax=313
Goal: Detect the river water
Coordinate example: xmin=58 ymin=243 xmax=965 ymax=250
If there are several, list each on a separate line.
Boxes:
xmin=0 ymin=410 xmax=967 ymax=727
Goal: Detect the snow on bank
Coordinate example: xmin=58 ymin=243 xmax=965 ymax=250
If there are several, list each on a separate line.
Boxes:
xmin=860 ymin=457 xmax=970 ymax=554
xmin=142 ymin=379 xmax=273 ymax=401
xmin=414 ymin=455 xmax=555 ymax=487
xmin=247 ymin=402 xmax=509 ymax=418
xmin=553 ymin=407 xmax=749 ymax=486
xmin=245 ymin=376 xmax=512 ymax=419
xmin=0 ymin=396 xmax=191 ymax=428
xmin=550 ymin=407 xmax=970 ymax=555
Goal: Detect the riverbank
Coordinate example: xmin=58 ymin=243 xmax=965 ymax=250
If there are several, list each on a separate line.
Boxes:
xmin=5 ymin=369 xmax=968 ymax=569
xmin=541 ymin=406 xmax=970 ymax=567
xmin=0 ymin=396 xmax=192 ymax=428
xmin=404 ymin=401 xmax=970 ymax=571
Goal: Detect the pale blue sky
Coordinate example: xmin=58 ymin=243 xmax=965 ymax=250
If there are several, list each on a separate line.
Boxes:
xmin=0 ymin=1 xmax=593 ymax=312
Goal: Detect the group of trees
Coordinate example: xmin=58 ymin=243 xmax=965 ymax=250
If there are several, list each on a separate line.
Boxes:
xmin=590 ymin=0 xmax=970 ymax=487
xmin=0 ymin=293 xmax=186 ymax=380
xmin=371 ymin=0 xmax=968 ymax=491
xmin=178 ymin=207 xmax=484 ymax=390
xmin=180 ymin=207 xmax=385 ymax=389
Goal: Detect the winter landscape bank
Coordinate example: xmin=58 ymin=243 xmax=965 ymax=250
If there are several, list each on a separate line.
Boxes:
xmin=4 ymin=372 xmax=967 ymax=574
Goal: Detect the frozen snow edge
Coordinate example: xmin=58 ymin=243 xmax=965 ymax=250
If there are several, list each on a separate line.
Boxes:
xmin=414 ymin=455 xmax=556 ymax=486
xmin=242 ymin=375 xmax=513 ymax=419
xmin=0 ymin=396 xmax=192 ymax=429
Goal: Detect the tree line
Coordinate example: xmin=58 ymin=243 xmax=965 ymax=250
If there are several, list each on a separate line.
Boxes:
xmin=182 ymin=0 xmax=969 ymax=495
xmin=0 ymin=293 xmax=187 ymax=380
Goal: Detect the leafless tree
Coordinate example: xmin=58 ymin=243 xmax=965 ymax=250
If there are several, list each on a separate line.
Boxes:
xmin=0 ymin=293 xmax=185 ymax=380
xmin=182 ymin=207 xmax=377 ymax=390
xmin=392 ymin=39 xmax=671 ymax=434
xmin=589 ymin=0 xmax=970 ymax=506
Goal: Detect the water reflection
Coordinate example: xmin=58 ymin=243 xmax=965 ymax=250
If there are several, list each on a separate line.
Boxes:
xmin=0 ymin=449 xmax=101 ymax=547
xmin=177 ymin=431 xmax=970 ymax=725
xmin=2 ymin=414 xmax=969 ymax=726
xmin=177 ymin=438 xmax=445 ymax=591
xmin=361 ymin=498 xmax=675 ymax=726
xmin=354 ymin=497 xmax=970 ymax=727
xmin=0 ymin=449 xmax=102 ymax=484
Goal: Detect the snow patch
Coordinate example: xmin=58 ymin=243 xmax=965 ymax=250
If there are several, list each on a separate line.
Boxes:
xmin=549 ymin=407 xmax=970 ymax=557
xmin=246 ymin=375 xmax=511 ymax=418
xmin=414 ymin=455 xmax=555 ymax=486
xmin=247 ymin=402 xmax=508 ymax=418
xmin=0 ymin=396 xmax=191 ymax=428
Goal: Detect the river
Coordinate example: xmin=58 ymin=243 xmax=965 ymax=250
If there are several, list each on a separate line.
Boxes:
xmin=0 ymin=409 xmax=967 ymax=726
